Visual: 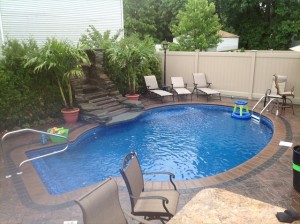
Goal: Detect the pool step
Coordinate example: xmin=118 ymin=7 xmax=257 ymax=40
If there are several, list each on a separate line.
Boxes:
xmin=251 ymin=114 xmax=260 ymax=121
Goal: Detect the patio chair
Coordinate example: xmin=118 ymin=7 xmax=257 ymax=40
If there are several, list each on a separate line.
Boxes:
xmin=263 ymin=74 xmax=287 ymax=114
xmin=264 ymin=74 xmax=287 ymax=101
xmin=75 ymin=177 xmax=153 ymax=224
xmin=170 ymin=76 xmax=192 ymax=101
xmin=192 ymin=73 xmax=221 ymax=101
xmin=144 ymin=75 xmax=174 ymax=102
xmin=273 ymin=74 xmax=295 ymax=114
xmin=119 ymin=151 xmax=179 ymax=223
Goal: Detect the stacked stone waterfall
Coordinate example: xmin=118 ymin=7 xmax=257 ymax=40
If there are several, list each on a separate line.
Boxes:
xmin=71 ymin=49 xmax=144 ymax=123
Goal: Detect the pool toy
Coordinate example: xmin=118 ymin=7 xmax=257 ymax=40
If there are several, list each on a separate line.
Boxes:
xmin=231 ymin=100 xmax=251 ymax=119
xmin=47 ymin=127 xmax=69 ymax=143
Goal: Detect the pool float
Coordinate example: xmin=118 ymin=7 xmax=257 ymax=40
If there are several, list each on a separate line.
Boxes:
xmin=231 ymin=111 xmax=251 ymax=119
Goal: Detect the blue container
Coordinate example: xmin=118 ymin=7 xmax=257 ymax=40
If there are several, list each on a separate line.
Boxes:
xmin=41 ymin=134 xmax=47 ymax=145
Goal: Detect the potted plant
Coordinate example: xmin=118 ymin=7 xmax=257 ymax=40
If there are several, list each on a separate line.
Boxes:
xmin=107 ymin=35 xmax=158 ymax=100
xmin=25 ymin=38 xmax=90 ymax=123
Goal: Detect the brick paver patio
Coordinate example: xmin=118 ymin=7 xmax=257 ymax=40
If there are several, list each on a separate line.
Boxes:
xmin=0 ymin=95 xmax=299 ymax=224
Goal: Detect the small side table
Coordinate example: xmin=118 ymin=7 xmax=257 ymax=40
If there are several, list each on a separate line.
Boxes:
xmin=162 ymin=85 xmax=170 ymax=92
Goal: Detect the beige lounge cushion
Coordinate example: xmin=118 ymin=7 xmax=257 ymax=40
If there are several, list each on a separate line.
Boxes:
xmin=150 ymin=89 xmax=173 ymax=96
xmin=144 ymin=75 xmax=159 ymax=89
xmin=281 ymin=91 xmax=294 ymax=97
xmin=171 ymin=77 xmax=185 ymax=88
xmin=267 ymin=94 xmax=281 ymax=98
xmin=134 ymin=190 xmax=179 ymax=216
xmin=197 ymin=87 xmax=219 ymax=95
xmin=270 ymin=75 xmax=287 ymax=95
xmin=193 ymin=73 xmax=207 ymax=87
xmin=173 ymin=88 xmax=191 ymax=95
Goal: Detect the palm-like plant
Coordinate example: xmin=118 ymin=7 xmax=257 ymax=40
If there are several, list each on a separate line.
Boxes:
xmin=107 ymin=35 xmax=158 ymax=95
xmin=25 ymin=38 xmax=90 ymax=109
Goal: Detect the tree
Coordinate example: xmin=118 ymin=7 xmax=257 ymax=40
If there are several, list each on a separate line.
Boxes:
xmin=268 ymin=0 xmax=300 ymax=49
xmin=212 ymin=0 xmax=300 ymax=50
xmin=154 ymin=0 xmax=187 ymax=41
xmin=123 ymin=0 xmax=186 ymax=42
xmin=123 ymin=0 xmax=157 ymax=39
xmin=170 ymin=0 xmax=222 ymax=51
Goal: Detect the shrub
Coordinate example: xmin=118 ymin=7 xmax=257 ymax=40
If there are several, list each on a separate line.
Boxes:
xmin=0 ymin=39 xmax=62 ymax=131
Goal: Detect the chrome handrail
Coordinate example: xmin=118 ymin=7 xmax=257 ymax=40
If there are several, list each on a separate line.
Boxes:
xmin=251 ymin=95 xmax=279 ymax=121
xmin=1 ymin=128 xmax=69 ymax=177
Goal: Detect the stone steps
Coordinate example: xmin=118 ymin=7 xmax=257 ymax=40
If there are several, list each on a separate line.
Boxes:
xmin=89 ymin=96 xmax=114 ymax=104
xmin=106 ymin=104 xmax=129 ymax=113
xmin=108 ymin=107 xmax=131 ymax=117
xmin=71 ymin=50 xmax=144 ymax=123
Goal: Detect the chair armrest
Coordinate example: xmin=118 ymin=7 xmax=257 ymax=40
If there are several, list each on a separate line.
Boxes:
xmin=144 ymin=171 xmax=174 ymax=177
xmin=207 ymin=82 xmax=212 ymax=88
xmin=123 ymin=211 xmax=154 ymax=224
xmin=143 ymin=172 xmax=177 ymax=190
xmin=184 ymin=83 xmax=187 ymax=88
xmin=193 ymin=83 xmax=198 ymax=88
xmin=265 ymin=88 xmax=271 ymax=96
xmin=263 ymin=88 xmax=272 ymax=106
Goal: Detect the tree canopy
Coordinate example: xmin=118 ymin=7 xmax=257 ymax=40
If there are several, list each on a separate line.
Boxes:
xmin=123 ymin=0 xmax=185 ymax=42
xmin=170 ymin=0 xmax=221 ymax=51
xmin=211 ymin=0 xmax=300 ymax=50
xmin=123 ymin=0 xmax=300 ymax=50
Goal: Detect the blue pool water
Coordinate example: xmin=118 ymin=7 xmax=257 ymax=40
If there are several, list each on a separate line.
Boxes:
xmin=27 ymin=105 xmax=273 ymax=195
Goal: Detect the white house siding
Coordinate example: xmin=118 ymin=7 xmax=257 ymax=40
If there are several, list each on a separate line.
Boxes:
xmin=0 ymin=0 xmax=124 ymax=46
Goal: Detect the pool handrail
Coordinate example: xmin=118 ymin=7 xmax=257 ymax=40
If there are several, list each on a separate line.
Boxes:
xmin=1 ymin=128 xmax=69 ymax=177
xmin=251 ymin=96 xmax=279 ymax=121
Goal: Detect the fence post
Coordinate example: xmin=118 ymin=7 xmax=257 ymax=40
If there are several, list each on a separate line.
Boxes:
xmin=248 ymin=50 xmax=257 ymax=99
xmin=194 ymin=49 xmax=199 ymax=73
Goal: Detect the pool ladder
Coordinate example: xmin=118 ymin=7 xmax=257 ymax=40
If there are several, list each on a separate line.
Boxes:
xmin=251 ymin=96 xmax=279 ymax=121
xmin=1 ymin=128 xmax=69 ymax=178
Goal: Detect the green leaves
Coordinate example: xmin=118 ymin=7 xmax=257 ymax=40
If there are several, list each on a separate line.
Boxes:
xmin=213 ymin=0 xmax=300 ymax=50
xmin=106 ymin=34 xmax=160 ymax=95
xmin=123 ymin=0 xmax=186 ymax=41
xmin=0 ymin=39 xmax=62 ymax=130
xmin=171 ymin=0 xmax=221 ymax=51
xmin=79 ymin=25 xmax=121 ymax=49
xmin=25 ymin=37 xmax=90 ymax=108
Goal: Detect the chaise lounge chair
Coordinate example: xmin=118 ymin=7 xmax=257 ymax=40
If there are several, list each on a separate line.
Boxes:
xmin=192 ymin=73 xmax=221 ymax=101
xmin=170 ymin=76 xmax=192 ymax=101
xmin=144 ymin=75 xmax=174 ymax=102
xmin=75 ymin=177 xmax=153 ymax=224
xmin=119 ymin=151 xmax=179 ymax=223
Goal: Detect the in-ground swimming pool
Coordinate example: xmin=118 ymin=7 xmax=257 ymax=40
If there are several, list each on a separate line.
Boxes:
xmin=27 ymin=105 xmax=273 ymax=195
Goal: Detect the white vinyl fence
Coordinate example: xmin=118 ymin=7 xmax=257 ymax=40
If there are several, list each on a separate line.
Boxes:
xmin=159 ymin=50 xmax=300 ymax=104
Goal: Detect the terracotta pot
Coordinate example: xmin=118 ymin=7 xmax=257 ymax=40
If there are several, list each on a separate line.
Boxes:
xmin=61 ymin=107 xmax=80 ymax=124
xmin=125 ymin=94 xmax=140 ymax=101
